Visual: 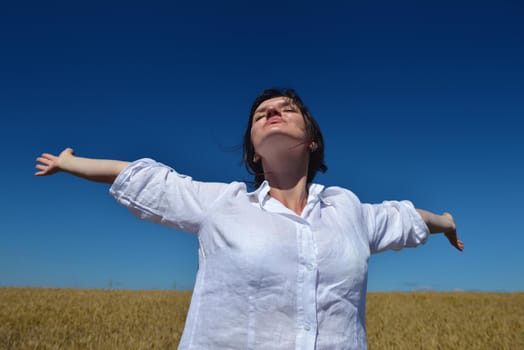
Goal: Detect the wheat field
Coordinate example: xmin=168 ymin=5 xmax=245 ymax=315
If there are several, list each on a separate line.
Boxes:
xmin=1 ymin=288 xmax=522 ymax=349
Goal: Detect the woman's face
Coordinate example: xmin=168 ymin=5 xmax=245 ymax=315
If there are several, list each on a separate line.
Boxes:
xmin=250 ymin=96 xmax=309 ymax=159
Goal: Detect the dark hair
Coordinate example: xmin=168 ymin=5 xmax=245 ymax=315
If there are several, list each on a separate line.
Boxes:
xmin=243 ymin=88 xmax=328 ymax=188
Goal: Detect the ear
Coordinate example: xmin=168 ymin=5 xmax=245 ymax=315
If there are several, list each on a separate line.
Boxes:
xmin=309 ymin=142 xmax=318 ymax=152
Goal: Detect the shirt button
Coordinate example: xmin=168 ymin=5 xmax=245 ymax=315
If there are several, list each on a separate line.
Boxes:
xmin=306 ymin=263 xmax=314 ymax=271
xmin=304 ymin=324 xmax=311 ymax=331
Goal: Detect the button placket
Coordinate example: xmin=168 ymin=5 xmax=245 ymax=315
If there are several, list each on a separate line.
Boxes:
xmin=298 ymin=224 xmax=318 ymax=349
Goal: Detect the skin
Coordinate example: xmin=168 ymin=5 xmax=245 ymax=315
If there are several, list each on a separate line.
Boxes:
xmin=250 ymin=97 xmax=312 ymax=215
xmin=35 ymin=148 xmax=129 ymax=184
xmin=35 ymin=97 xmax=463 ymax=251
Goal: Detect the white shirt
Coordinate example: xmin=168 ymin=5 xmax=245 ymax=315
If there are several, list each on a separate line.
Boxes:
xmin=110 ymin=159 xmax=430 ymax=350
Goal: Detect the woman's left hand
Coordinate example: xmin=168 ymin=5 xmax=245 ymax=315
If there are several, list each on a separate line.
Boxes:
xmin=442 ymin=212 xmax=464 ymax=251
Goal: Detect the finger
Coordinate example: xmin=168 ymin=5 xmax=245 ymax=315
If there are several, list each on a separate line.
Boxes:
xmin=35 ymin=165 xmax=50 ymax=176
xmin=454 ymin=240 xmax=464 ymax=251
xmin=36 ymin=157 xmax=53 ymax=165
xmin=41 ymin=153 xmax=57 ymax=160
xmin=445 ymin=232 xmax=463 ymax=251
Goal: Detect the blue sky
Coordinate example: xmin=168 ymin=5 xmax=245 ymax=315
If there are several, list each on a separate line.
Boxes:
xmin=1 ymin=1 xmax=522 ymax=291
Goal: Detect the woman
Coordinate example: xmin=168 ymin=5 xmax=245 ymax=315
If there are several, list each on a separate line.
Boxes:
xmin=35 ymin=88 xmax=463 ymax=350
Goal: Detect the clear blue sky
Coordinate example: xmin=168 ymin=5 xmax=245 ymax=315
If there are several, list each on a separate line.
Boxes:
xmin=1 ymin=1 xmax=522 ymax=291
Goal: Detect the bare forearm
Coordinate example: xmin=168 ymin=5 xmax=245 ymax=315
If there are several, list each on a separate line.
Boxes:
xmin=416 ymin=209 xmax=455 ymax=234
xmin=60 ymin=155 xmax=130 ymax=183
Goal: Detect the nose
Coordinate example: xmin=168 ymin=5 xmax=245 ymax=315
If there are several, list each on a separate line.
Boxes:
xmin=266 ymin=106 xmax=281 ymax=118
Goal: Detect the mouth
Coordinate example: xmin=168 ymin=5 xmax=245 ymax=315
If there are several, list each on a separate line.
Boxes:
xmin=266 ymin=116 xmax=283 ymax=125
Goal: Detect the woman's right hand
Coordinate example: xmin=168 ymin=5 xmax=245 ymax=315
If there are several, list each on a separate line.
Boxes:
xmin=35 ymin=147 xmax=75 ymax=176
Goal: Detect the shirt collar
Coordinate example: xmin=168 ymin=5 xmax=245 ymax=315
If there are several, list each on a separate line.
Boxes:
xmin=247 ymin=181 xmax=331 ymax=207
xmin=248 ymin=180 xmax=271 ymax=207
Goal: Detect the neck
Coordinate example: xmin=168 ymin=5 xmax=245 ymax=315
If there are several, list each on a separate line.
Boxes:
xmin=261 ymin=152 xmax=309 ymax=215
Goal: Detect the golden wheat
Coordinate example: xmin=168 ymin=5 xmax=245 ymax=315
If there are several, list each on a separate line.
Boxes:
xmin=366 ymin=292 xmax=524 ymax=350
xmin=1 ymin=288 xmax=522 ymax=349
xmin=0 ymin=288 xmax=191 ymax=350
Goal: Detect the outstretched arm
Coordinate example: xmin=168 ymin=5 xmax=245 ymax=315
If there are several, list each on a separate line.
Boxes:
xmin=35 ymin=148 xmax=130 ymax=184
xmin=416 ymin=209 xmax=464 ymax=251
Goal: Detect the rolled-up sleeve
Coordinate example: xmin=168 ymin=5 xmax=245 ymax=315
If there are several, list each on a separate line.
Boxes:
xmin=364 ymin=200 xmax=430 ymax=254
xmin=109 ymin=158 xmax=229 ymax=234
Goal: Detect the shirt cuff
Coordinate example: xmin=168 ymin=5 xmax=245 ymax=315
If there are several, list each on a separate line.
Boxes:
xmin=109 ymin=158 xmax=156 ymax=201
xmin=403 ymin=200 xmax=431 ymax=244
